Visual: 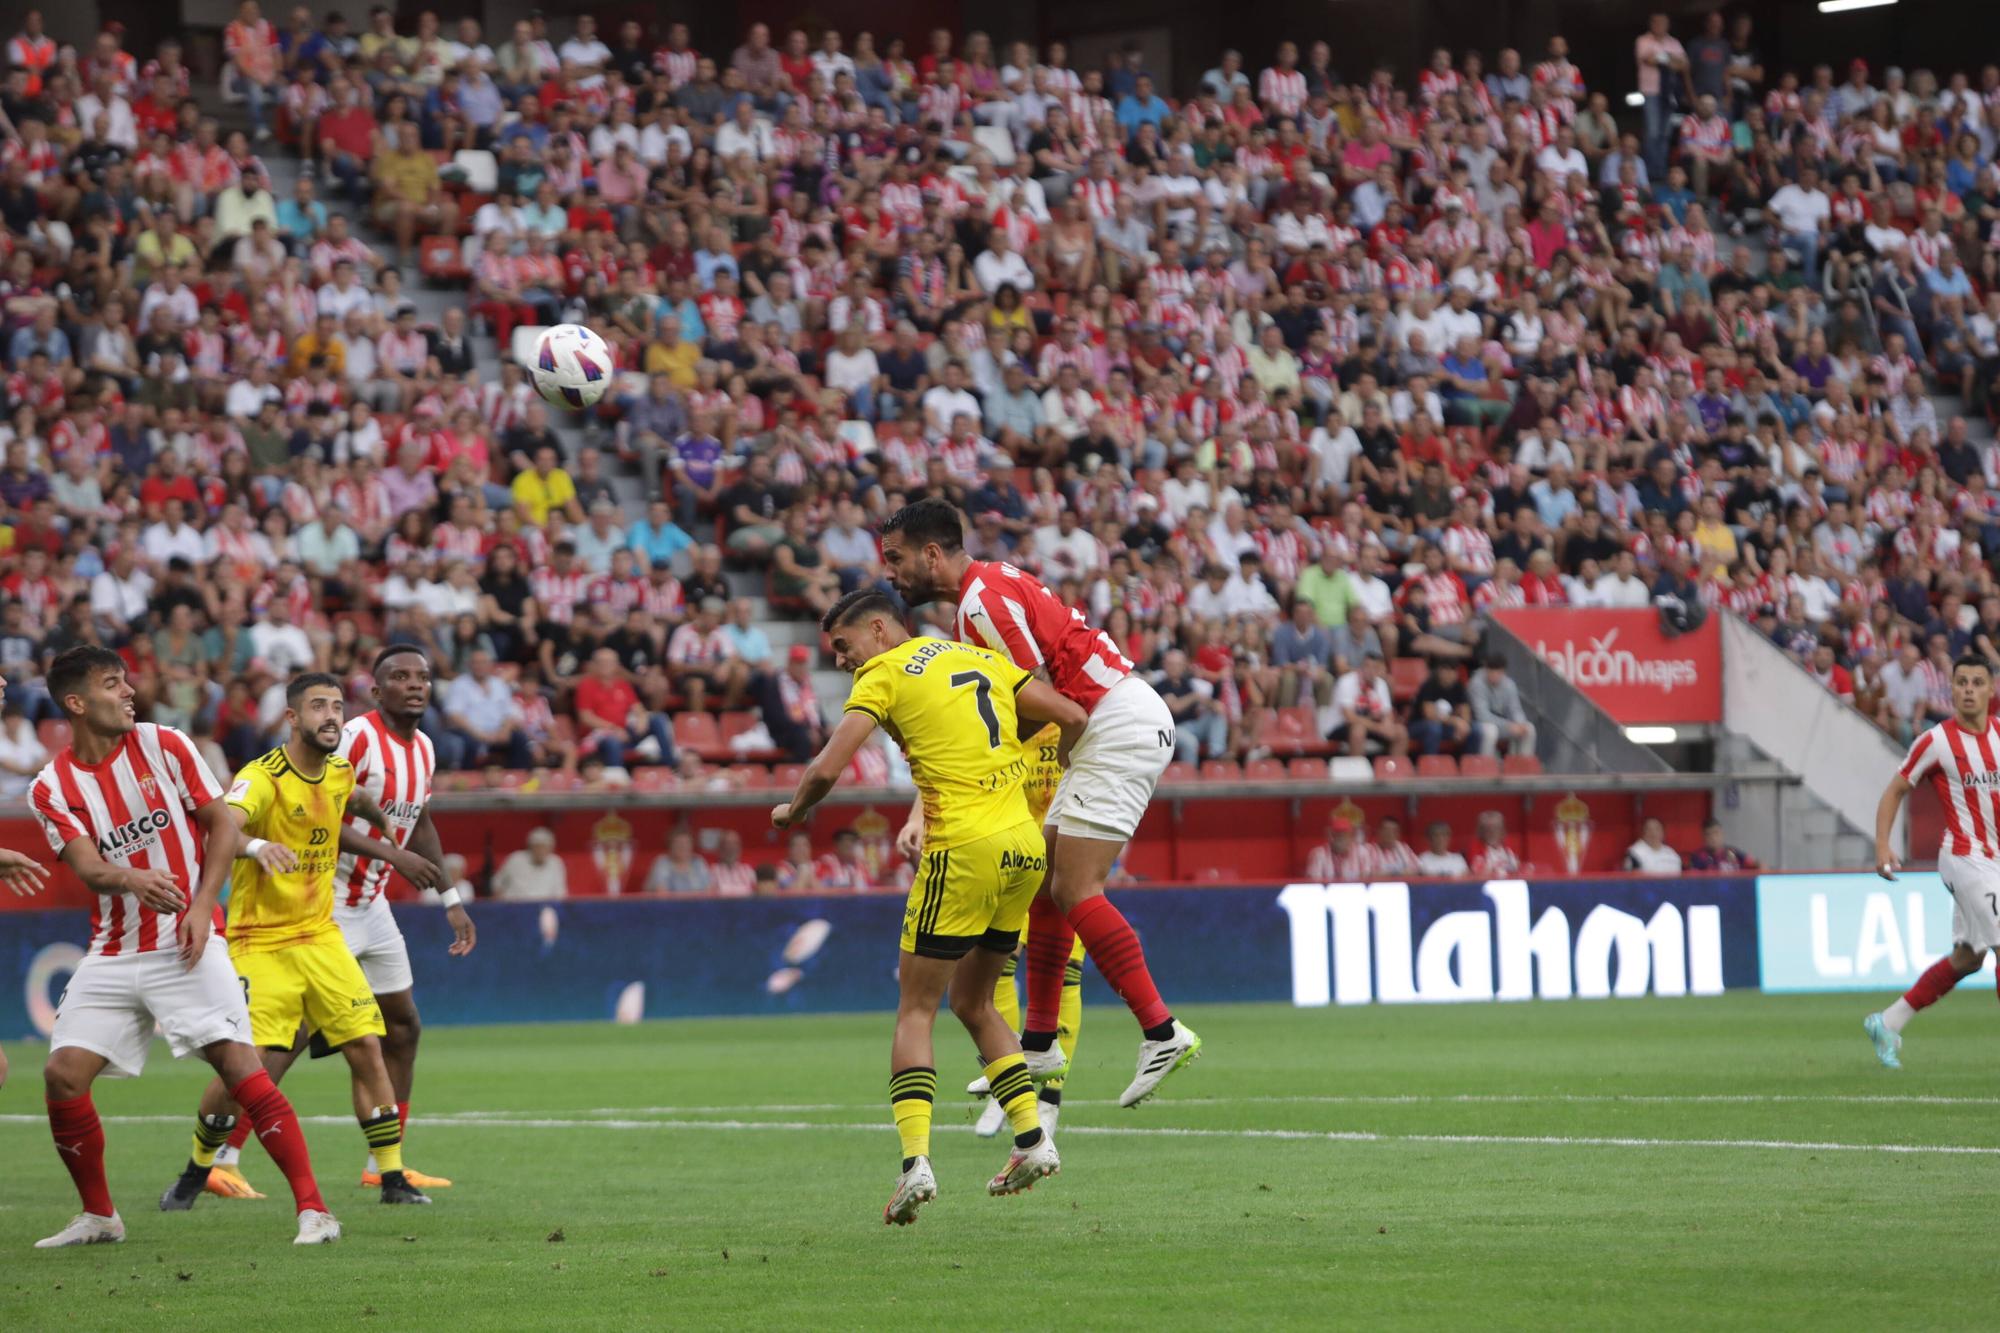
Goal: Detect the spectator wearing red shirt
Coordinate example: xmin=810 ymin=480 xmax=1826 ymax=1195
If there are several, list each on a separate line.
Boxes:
xmin=1521 ymin=549 xmax=1569 ymax=605
xmin=315 ymin=81 xmax=377 ymax=199
xmin=1807 ymin=641 xmax=1855 ymax=702
xmin=1468 ymin=810 xmax=1528 ymax=877
xmin=573 ymin=645 xmax=680 ymax=770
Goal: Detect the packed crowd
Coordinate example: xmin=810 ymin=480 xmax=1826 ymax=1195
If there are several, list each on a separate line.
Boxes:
xmin=2 ymin=5 xmax=2000 ymax=799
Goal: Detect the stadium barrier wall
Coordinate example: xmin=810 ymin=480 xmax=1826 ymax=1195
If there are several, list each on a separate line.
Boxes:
xmin=0 ymin=786 xmax=1724 ymax=911
xmin=0 ymin=877 xmax=1767 ymax=1037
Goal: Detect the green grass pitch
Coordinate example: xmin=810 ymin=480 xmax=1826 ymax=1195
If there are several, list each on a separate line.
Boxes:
xmin=1 ymin=991 xmax=1994 ymax=1329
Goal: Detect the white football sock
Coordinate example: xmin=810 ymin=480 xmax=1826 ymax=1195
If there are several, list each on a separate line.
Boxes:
xmin=1882 ymin=998 xmax=1916 ymax=1034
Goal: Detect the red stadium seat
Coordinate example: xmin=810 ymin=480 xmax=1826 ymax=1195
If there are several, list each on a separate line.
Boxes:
xmin=537 ymin=771 xmax=583 ymax=792
xmin=631 ymin=766 xmax=679 ymax=791
xmin=1457 ymin=754 xmax=1500 ymax=779
xmin=1161 ymin=761 xmax=1197 ymax=785
xmin=418 ymin=233 xmax=467 ymax=284
xmin=1502 ymin=754 xmax=1544 ymax=776
xmin=36 ymin=719 xmax=70 ymax=752
xmin=773 ymin=764 xmax=806 ymax=788
xmin=1389 ymin=658 xmax=1428 ymax=703
xmin=486 ymin=770 xmax=528 ymax=791
xmin=1416 ymin=754 xmax=1459 ymax=778
xmin=1287 ymin=758 xmax=1329 ymax=780
xmin=1266 ymin=705 xmax=1335 ymax=757
xmin=1243 ymin=758 xmax=1288 ymax=782
xmin=1199 ymin=759 xmax=1241 ymax=781
xmin=673 ymin=712 xmax=728 ymax=761
xmin=1374 ymin=756 xmax=1413 ymax=781
xmin=719 ymin=711 xmax=781 ymax=762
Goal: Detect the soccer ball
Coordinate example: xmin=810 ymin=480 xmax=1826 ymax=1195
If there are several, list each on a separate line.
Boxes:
xmin=529 ymin=323 xmax=613 ymax=410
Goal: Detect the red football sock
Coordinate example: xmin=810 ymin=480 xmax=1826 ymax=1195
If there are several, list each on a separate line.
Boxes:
xmin=1067 ymin=894 xmax=1172 ymax=1032
xmin=1022 ymin=894 xmax=1075 ymax=1037
xmin=47 ymin=1093 xmax=114 ymax=1217
xmin=225 ymin=1115 xmax=253 ymax=1152
xmin=231 ymin=1069 xmax=327 ymax=1215
xmin=1905 ymin=955 xmax=1970 ymax=1011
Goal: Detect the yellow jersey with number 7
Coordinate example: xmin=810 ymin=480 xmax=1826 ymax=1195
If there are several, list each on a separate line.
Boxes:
xmin=224 ymin=747 xmax=355 ymax=955
xmin=843 ymin=636 xmax=1036 ymax=851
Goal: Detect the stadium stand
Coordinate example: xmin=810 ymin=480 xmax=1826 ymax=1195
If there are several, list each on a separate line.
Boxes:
xmin=0 ymin=5 xmax=1995 ymax=840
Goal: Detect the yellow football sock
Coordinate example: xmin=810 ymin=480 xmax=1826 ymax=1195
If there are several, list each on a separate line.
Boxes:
xmin=361 ymin=1106 xmax=404 ymax=1175
xmin=191 ymin=1113 xmax=235 ymax=1168
xmin=993 ymin=954 xmax=1022 ymax=1034
xmin=890 ymin=1067 xmax=936 ymax=1165
xmin=983 ymin=1053 xmax=1042 ymax=1145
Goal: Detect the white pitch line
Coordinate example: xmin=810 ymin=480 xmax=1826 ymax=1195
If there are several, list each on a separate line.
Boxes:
xmin=529 ymin=1092 xmax=2000 ymax=1114
xmin=3 ymin=1113 xmax=1999 ymax=1156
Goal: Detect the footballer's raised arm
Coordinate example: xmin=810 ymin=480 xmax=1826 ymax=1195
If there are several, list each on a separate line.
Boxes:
xmin=774 ymin=710 xmax=878 ymax=830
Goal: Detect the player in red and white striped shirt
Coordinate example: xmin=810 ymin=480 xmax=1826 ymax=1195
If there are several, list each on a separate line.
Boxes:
xmin=880 ymin=500 xmax=1201 ymax=1109
xmin=25 ymin=648 xmax=336 ymax=1247
xmin=1866 ymin=654 xmax=2000 ymax=1067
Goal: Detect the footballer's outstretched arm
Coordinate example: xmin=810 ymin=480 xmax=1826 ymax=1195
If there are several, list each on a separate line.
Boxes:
xmin=1875 ymin=771 xmax=1913 ymax=880
xmin=341 ymin=787 xmax=444 ymax=891
xmin=0 ymin=847 xmax=49 ymax=896
xmin=773 ymin=711 xmax=878 ymax=829
xmin=410 ymin=807 xmax=476 ymax=956
xmin=177 ymin=797 xmax=247 ymax=966
xmin=56 ymin=831 xmax=189 ymax=909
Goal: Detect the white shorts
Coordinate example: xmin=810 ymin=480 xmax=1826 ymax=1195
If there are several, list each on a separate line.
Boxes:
xmin=51 ymin=947 xmax=250 ymax=1079
xmin=1045 ymin=674 xmax=1176 ymax=841
xmin=1941 ymin=849 xmax=2000 ymax=953
xmin=333 ymin=896 xmax=415 ymax=995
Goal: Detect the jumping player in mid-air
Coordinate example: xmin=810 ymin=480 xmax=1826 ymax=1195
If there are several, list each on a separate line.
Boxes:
xmin=968 ymin=722 xmax=1086 ymax=1140
xmin=1866 ymin=654 xmax=2000 ymax=1068
xmin=773 ymin=589 xmax=1088 ymax=1225
xmin=200 ymin=647 xmax=470 ymax=1196
xmin=880 ymin=498 xmax=1201 ymax=1106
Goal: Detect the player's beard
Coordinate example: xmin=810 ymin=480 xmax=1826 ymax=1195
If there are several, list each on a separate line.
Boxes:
xmin=899 ymin=568 xmax=944 ymax=606
xmin=303 ymin=725 xmax=343 ymax=755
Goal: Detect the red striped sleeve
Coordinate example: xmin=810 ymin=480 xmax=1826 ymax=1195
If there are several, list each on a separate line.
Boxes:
xmin=1899 ymin=730 xmax=1935 ymax=781
xmin=959 ymin=585 xmax=1045 ymax=669
xmin=28 ymin=769 xmax=86 ymax=854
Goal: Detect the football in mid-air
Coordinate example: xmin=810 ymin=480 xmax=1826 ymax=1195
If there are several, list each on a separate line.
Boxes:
xmin=530 ymin=323 xmax=612 ymax=409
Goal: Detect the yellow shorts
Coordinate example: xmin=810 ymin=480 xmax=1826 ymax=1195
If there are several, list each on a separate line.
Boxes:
xmin=903 ymin=820 xmax=1047 ymax=960
xmin=232 ymin=933 xmax=386 ymax=1051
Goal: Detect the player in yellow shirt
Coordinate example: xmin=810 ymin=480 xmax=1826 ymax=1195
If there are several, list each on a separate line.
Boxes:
xmin=773 ymin=590 xmax=1087 ymax=1226
xmin=159 ymin=673 xmax=441 ymax=1210
xmin=965 ymin=723 xmax=1088 ymax=1139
